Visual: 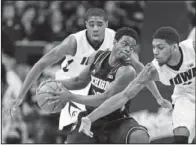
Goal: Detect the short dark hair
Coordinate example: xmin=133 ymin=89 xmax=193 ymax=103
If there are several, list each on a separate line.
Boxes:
xmin=115 ymin=27 xmax=140 ymax=54
xmin=84 ymin=8 xmax=107 ymax=21
xmin=115 ymin=27 xmax=139 ymax=43
xmin=153 ymin=26 xmax=180 ymax=44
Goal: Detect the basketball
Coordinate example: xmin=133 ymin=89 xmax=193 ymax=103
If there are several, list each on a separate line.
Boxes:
xmin=36 ymin=80 xmax=67 ymax=114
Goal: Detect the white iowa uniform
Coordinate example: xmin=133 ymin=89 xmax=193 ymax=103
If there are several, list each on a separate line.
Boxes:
xmin=152 ymin=39 xmax=195 ymax=142
xmin=55 ymin=28 xmax=115 ymax=130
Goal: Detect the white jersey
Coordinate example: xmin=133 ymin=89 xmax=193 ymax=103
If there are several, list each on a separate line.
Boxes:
xmin=55 ymin=28 xmax=115 ymax=82
xmin=187 ymin=26 xmax=195 ymax=40
xmin=152 ymin=39 xmax=195 ymax=103
xmin=55 ymin=28 xmax=115 ymax=130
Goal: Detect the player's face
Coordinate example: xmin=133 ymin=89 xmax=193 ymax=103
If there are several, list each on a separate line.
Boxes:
xmin=114 ymin=35 xmax=136 ymax=61
xmin=86 ymin=16 xmax=108 ymax=42
xmin=152 ymin=39 xmax=173 ymax=65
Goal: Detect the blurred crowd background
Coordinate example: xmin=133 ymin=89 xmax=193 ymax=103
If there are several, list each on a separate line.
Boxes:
xmin=1 ymin=1 xmax=195 ymax=143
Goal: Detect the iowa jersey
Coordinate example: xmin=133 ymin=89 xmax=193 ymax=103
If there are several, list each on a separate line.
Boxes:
xmin=87 ymin=50 xmax=132 ymax=121
xmin=152 ymin=39 xmax=195 ymax=103
xmin=56 ymin=28 xmax=115 ymax=130
xmin=55 ymin=28 xmax=115 ymax=83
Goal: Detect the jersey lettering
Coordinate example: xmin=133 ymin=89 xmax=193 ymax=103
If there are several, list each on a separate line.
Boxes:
xmin=80 ymin=57 xmax=89 ymax=65
xmin=63 ymin=59 xmax=74 ymax=72
xmin=169 ymin=67 xmax=196 ymax=85
xmin=91 ymin=76 xmax=110 ymax=90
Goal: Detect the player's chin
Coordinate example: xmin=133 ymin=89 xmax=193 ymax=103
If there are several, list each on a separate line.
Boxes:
xmin=119 ymin=54 xmax=128 ymax=60
xmin=92 ymin=36 xmax=100 ymax=41
xmin=156 ymin=59 xmax=165 ymax=66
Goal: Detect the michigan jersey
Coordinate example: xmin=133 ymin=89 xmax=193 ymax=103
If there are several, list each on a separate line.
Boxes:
xmin=152 ymin=39 xmax=195 ymax=103
xmin=56 ymin=28 xmax=115 ymax=130
xmin=87 ymin=50 xmax=132 ymax=122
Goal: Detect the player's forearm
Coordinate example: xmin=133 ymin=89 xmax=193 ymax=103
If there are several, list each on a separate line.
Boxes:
xmin=86 ymin=63 xmax=154 ymax=122
xmin=70 ymin=93 xmax=107 ymax=107
xmin=146 ymin=81 xmax=162 ymax=100
xmin=132 ymin=61 xmax=162 ymax=99
xmin=60 ymin=77 xmax=89 ymax=90
xmin=87 ymin=78 xmax=146 ymax=122
xmin=17 ymin=62 xmax=45 ymax=104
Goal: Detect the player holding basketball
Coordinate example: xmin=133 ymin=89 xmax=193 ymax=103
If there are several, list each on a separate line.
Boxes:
xmin=78 ymin=27 xmax=195 ymax=143
xmin=46 ymin=27 xmax=172 ymax=143
xmin=8 ymin=8 xmax=115 ymax=122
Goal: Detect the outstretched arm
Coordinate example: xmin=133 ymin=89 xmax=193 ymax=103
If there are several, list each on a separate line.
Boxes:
xmin=87 ymin=62 xmax=158 ymax=122
xmin=128 ymin=53 xmax=167 ymax=104
xmin=131 ymin=58 xmax=162 ymax=100
xmin=70 ymin=65 xmax=136 ymax=107
xmin=14 ymin=35 xmax=77 ymax=107
xmin=48 ymin=65 xmax=136 ymax=107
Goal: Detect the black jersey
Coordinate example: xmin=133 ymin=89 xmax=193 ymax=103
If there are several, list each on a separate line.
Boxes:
xmin=86 ymin=50 xmax=132 ymax=122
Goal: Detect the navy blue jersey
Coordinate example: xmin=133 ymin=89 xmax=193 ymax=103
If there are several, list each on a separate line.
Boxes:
xmin=87 ymin=50 xmax=133 ymax=121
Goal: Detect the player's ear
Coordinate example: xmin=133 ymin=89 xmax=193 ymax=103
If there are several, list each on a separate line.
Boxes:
xmin=113 ymin=39 xmax=117 ymax=45
xmin=173 ymin=44 xmax=178 ymax=52
xmin=105 ymin=21 xmax=108 ymax=28
xmin=85 ymin=21 xmax=88 ymax=28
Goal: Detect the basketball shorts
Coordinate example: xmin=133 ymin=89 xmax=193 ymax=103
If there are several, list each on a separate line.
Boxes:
xmin=172 ymin=95 xmax=195 ymax=143
xmin=65 ymin=111 xmax=149 ymax=143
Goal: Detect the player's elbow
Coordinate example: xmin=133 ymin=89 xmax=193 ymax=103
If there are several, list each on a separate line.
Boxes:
xmin=73 ymin=76 xmax=89 ymax=89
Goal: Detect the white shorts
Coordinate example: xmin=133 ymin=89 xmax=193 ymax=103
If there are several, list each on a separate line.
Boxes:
xmin=55 ymin=71 xmax=90 ymax=130
xmin=172 ymin=96 xmax=195 ymax=142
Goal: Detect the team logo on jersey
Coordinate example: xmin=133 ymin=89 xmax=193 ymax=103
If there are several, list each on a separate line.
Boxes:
xmin=169 ymin=67 xmax=196 ymax=85
xmin=107 ymin=74 xmax=113 ymax=79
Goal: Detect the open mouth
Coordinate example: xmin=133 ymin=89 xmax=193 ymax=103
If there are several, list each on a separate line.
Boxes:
xmin=121 ymin=52 xmax=128 ymax=58
xmin=93 ymin=35 xmax=99 ymax=37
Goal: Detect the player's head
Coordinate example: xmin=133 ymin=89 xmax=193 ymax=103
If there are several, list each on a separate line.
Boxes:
xmin=113 ymin=27 xmax=139 ymax=61
xmin=152 ymin=26 xmax=180 ymax=65
xmin=85 ymin=8 xmax=108 ymax=43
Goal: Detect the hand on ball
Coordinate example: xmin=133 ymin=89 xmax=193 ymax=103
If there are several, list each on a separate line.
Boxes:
xmin=45 ymin=88 xmax=72 ymax=105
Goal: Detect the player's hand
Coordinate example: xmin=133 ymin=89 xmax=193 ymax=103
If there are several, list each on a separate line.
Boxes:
xmin=3 ymin=98 xmax=22 ymax=119
xmin=157 ymin=98 xmax=172 ymax=110
xmin=78 ymin=117 xmax=93 ymax=138
xmin=45 ymin=89 xmax=72 ymax=105
xmin=129 ymin=51 xmax=139 ymax=61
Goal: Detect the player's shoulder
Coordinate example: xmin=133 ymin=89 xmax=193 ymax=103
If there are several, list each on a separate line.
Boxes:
xmin=179 ymin=39 xmax=194 ymax=51
xmin=105 ymin=28 xmax=116 ymax=34
xmin=117 ymin=65 xmax=136 ymax=78
xmin=72 ymin=29 xmax=86 ymax=37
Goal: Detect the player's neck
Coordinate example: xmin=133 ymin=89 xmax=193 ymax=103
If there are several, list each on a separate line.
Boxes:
xmin=86 ymin=31 xmax=104 ymax=48
xmin=108 ymin=52 xmax=120 ymax=67
xmin=167 ymin=46 xmax=182 ymax=66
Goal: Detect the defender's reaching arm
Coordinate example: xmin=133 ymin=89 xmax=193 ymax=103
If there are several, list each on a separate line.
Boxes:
xmin=87 ymin=62 xmax=159 ymax=122
xmin=130 ymin=56 xmax=163 ymax=101
xmin=14 ymin=35 xmax=77 ymax=107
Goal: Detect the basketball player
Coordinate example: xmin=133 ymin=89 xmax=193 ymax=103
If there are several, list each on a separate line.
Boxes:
xmin=46 ymin=27 xmax=172 ymax=143
xmin=9 ymin=8 xmax=115 ymax=122
xmin=78 ymin=27 xmax=195 ymax=144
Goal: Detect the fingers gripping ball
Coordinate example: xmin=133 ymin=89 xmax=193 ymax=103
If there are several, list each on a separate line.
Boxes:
xmin=36 ymin=80 xmax=65 ymax=114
